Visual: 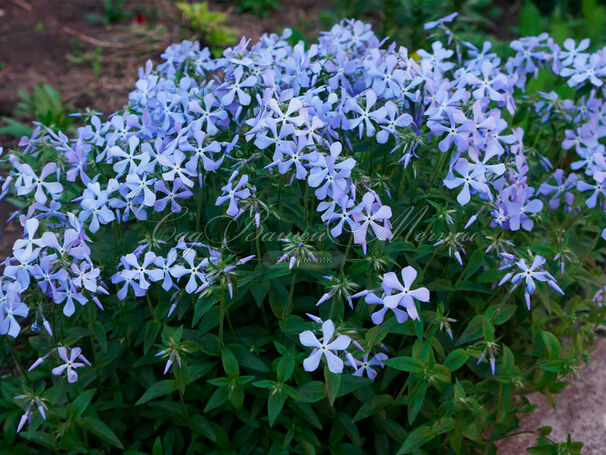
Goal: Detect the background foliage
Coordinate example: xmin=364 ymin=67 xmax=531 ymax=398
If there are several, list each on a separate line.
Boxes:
xmin=0 ymin=2 xmax=606 ymax=455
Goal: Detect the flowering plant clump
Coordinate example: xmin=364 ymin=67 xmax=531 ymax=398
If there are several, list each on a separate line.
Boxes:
xmin=1 ymin=14 xmax=606 ymax=453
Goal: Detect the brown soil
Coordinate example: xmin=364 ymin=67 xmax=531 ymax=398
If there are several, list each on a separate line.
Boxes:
xmin=497 ymin=336 xmax=606 ymax=454
xmin=0 ymin=0 xmax=326 ymax=121
xmin=0 ymin=0 xmax=176 ymax=118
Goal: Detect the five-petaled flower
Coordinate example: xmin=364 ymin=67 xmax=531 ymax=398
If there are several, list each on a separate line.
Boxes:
xmin=51 ymin=347 xmax=90 ymax=383
xmin=299 ymin=319 xmax=351 ymax=373
xmin=379 ymin=266 xmax=430 ymax=322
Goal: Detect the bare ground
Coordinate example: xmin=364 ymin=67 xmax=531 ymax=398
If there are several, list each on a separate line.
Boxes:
xmin=497 ymin=336 xmax=606 ymax=454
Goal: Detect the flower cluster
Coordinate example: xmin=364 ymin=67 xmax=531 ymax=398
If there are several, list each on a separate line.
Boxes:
xmin=1 ymin=14 xmax=605 ymax=453
xmin=352 ymin=266 xmax=430 ymax=324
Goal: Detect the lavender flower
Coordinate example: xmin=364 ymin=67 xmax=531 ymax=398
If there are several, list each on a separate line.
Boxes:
xmin=216 ymin=171 xmax=251 ymax=217
xmin=299 ymin=319 xmax=351 ymax=373
xmin=346 ymin=352 xmax=388 ymax=380
xmin=51 ymin=347 xmax=89 ymax=383
xmin=380 ymin=266 xmax=429 ymax=321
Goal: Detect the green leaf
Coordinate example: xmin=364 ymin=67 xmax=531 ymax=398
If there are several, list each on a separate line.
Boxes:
xmin=291 ymin=381 xmax=326 ymax=403
xmin=143 ymin=320 xmax=161 ymax=355
xmin=519 ymin=2 xmax=542 ymax=37
xmin=135 ymin=380 xmax=178 ymax=405
xmin=204 ymin=386 xmax=229 ymax=412
xmin=408 ymin=381 xmax=427 ymax=424
xmin=292 ymin=402 xmax=322 ymax=429
xmin=251 ymin=280 xmax=269 ymax=307
xmin=68 ymin=389 xmax=96 ymax=419
xmin=253 ymin=379 xmax=275 ymax=389
xmin=529 ymin=244 xmax=554 ymax=256
xmin=337 ymin=412 xmax=362 ymax=446
xmin=477 ymin=269 xmax=502 ymax=283
xmin=269 ymin=280 xmax=289 ymax=319
xmin=456 ymin=315 xmax=485 ymax=346
xmin=336 ymin=374 xmax=373 ymax=398
xmin=431 ymin=364 xmax=451 ymax=384
xmin=541 ymin=360 xmax=566 ymax=373
xmin=502 ymin=345 xmax=515 ymax=375
xmin=186 ymin=360 xmax=216 ymax=384
xmin=443 ymin=349 xmax=468 ymax=372
xmin=80 ymin=416 xmax=125 ymax=450
xmin=397 ymin=425 xmax=434 ymax=454
xmin=353 ymin=394 xmax=393 ymax=422
xmin=152 ymin=436 xmax=163 ymax=455
xmin=90 ymin=321 xmax=107 ymax=353
xmin=324 ymin=367 xmax=341 ymax=407
xmin=263 ymin=265 xmax=292 ymax=281
xmin=383 ymin=356 xmax=425 ymax=373
xmin=208 ymin=377 xmax=230 ymax=387
xmin=231 ymin=343 xmax=269 ymax=373
xmin=276 ymin=349 xmax=295 ymax=382
xmin=0 ymin=117 xmax=33 ymax=138
xmin=222 ymin=347 xmax=239 ymax=378
xmin=489 ymin=304 xmax=517 ymax=325
xmin=540 ymin=330 xmax=561 ymax=359
xmin=464 ymin=250 xmax=485 ymax=280
xmin=268 ymin=389 xmax=286 ymax=426
xmin=228 ymin=384 xmax=244 ymax=409
xmin=20 ymin=431 xmax=55 ymax=449
xmin=193 ymin=295 xmax=220 ymax=327
xmin=414 ymin=317 xmax=424 ymax=341
xmin=190 ymin=414 xmax=217 ymax=442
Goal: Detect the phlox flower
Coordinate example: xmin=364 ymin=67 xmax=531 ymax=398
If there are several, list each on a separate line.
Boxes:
xmin=216 ymin=171 xmax=251 ymax=217
xmin=444 ymin=158 xmax=490 ymax=205
xmin=299 ymin=319 xmax=351 ymax=373
xmin=380 ymin=266 xmax=429 ymax=322
xmin=51 ymin=347 xmax=90 ymax=383
xmin=346 ymin=352 xmax=388 ymax=380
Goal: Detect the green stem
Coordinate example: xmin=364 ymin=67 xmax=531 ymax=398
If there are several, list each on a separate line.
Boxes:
xmin=119 ymin=301 xmax=131 ymax=353
xmin=448 ymin=257 xmax=472 ymax=300
xmin=146 ymin=293 xmax=155 ymax=320
xmin=5 ymin=336 xmax=31 ymax=386
xmin=397 ymin=170 xmax=406 ymax=201
xmin=277 ymin=183 xmax=282 ymax=232
xmin=366 ymin=142 xmax=375 ymax=172
xmin=112 ymin=222 xmax=118 ymax=260
xmin=329 ymin=296 xmax=337 ymax=320
xmin=304 ymin=184 xmax=309 ymax=230
xmin=219 ymin=294 xmax=225 ymax=348
xmin=255 ymin=226 xmax=262 ymax=271
xmin=341 ymin=235 xmax=353 ymax=269
xmin=425 ymin=151 xmax=449 ymax=197
xmin=195 ymin=185 xmax=203 ymax=233
xmin=87 ymin=304 xmax=100 ymax=364
xmin=366 ymin=326 xmax=379 ymax=350
xmin=570 ymin=228 xmax=602 ymax=275
xmin=395 ymin=377 xmax=410 ymax=401
xmin=285 ymin=272 xmax=298 ymax=318
xmin=381 ymin=143 xmax=388 ymax=174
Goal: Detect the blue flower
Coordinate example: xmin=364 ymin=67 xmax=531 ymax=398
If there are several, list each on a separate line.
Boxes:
xmin=299 ymin=319 xmax=351 ymax=373
xmin=444 ymin=158 xmax=490 ymax=205
xmin=221 ymin=66 xmax=257 ymax=106
xmin=51 ymin=347 xmax=89 ymax=383
xmin=380 ymin=266 xmax=429 ymax=322
xmin=216 ymin=171 xmax=251 ymax=217
xmin=346 ymin=352 xmax=388 ymax=380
